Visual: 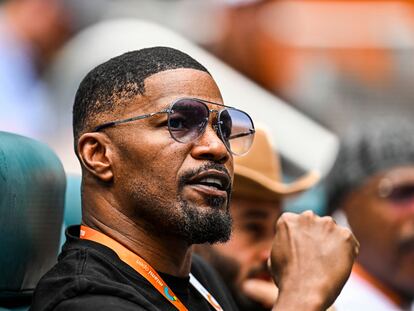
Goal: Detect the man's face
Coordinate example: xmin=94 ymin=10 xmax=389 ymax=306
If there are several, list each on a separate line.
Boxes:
xmin=345 ymin=166 xmax=414 ymax=299
xmin=107 ymin=68 xmax=234 ymax=245
xmin=207 ymin=196 xmax=281 ymax=310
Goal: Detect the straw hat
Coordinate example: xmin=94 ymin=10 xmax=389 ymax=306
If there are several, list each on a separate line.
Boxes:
xmin=233 ymin=127 xmax=320 ymax=201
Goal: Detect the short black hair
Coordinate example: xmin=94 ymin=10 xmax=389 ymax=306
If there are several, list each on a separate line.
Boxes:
xmin=72 ymin=46 xmax=210 ymax=147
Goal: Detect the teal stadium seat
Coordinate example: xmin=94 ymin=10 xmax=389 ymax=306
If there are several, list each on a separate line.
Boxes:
xmin=63 ymin=174 xmax=81 ymax=228
xmin=0 ymin=132 xmax=66 ymax=310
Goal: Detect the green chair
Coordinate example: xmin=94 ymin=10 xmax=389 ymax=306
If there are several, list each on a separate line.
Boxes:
xmin=0 ymin=132 xmax=66 ymax=310
xmin=64 ymin=174 xmax=81 ymax=228
xmin=59 ymin=174 xmax=82 ymax=249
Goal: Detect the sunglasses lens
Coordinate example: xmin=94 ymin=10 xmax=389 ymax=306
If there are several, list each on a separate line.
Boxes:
xmin=168 ymin=99 xmax=209 ymax=143
xmin=388 ymin=184 xmax=414 ymax=205
xmin=219 ymin=109 xmax=255 ymax=156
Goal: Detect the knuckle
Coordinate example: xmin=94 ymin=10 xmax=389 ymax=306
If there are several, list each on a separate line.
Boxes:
xmin=341 ymin=227 xmax=359 ymax=246
xmin=321 ymin=215 xmax=334 ymax=222
xmin=320 ymin=215 xmax=336 ymax=226
xmin=302 ymin=210 xmax=315 ymax=218
xmin=342 ymin=227 xmax=353 ymax=238
xmin=276 ymin=212 xmax=295 ymax=226
xmin=299 ymin=210 xmax=316 ymax=222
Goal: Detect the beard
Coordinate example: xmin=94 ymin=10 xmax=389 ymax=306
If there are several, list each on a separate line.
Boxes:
xmin=199 ymin=246 xmax=272 ymax=311
xmin=126 ymin=163 xmax=233 ymax=245
xmin=174 ymin=198 xmax=232 ymax=244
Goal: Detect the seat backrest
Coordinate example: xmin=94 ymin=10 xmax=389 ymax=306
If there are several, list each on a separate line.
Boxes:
xmin=64 ymin=174 xmax=82 ymax=228
xmin=59 ymin=174 xmax=82 ymax=249
xmin=0 ymin=132 xmax=66 ymax=309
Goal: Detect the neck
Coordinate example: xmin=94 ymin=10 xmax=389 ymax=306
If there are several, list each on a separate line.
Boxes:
xmin=82 ymin=194 xmax=193 ymax=277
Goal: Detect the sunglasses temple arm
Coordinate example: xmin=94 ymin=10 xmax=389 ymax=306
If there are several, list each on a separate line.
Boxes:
xmin=228 ymin=129 xmax=255 ymax=140
xmin=93 ymin=111 xmax=168 ymax=132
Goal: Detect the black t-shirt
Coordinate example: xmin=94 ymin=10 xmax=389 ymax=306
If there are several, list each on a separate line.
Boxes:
xmin=30 ymin=226 xmax=238 ymax=311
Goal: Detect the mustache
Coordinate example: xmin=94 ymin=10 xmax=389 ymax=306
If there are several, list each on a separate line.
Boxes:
xmin=178 ymin=162 xmax=232 ymax=192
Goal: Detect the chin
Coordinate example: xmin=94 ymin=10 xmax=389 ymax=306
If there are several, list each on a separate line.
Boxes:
xmin=177 ymin=199 xmax=232 ymax=245
xmin=205 ymin=195 xmax=228 ymax=210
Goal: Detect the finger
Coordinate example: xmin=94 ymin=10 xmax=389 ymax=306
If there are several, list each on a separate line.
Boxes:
xmin=302 ymin=210 xmax=315 ymax=218
xmin=276 ymin=212 xmax=296 ymax=225
xmin=300 ymin=210 xmax=317 ymax=224
xmin=242 ymin=279 xmax=279 ymax=309
xmin=320 ymin=215 xmax=336 ymax=224
xmin=341 ymin=227 xmax=360 ymax=257
xmin=353 ymin=234 xmax=360 ymax=256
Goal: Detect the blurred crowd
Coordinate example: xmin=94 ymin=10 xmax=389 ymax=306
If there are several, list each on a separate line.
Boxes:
xmin=1 ymin=0 xmax=413 ymax=310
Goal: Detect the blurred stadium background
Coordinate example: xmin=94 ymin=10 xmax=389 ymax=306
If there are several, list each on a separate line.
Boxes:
xmin=2 ymin=0 xmax=414 ymax=214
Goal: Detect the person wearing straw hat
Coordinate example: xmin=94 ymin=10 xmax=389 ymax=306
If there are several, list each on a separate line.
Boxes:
xmin=195 ymin=127 xmax=320 ymax=311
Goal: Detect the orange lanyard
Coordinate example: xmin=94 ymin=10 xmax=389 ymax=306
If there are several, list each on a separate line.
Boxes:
xmin=80 ymin=225 xmax=223 ymax=311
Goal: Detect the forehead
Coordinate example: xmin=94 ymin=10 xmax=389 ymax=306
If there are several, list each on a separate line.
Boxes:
xmin=137 ymin=68 xmax=223 ymax=111
xmin=360 ymin=165 xmax=414 ymax=191
xmin=380 ymin=166 xmax=414 ymax=184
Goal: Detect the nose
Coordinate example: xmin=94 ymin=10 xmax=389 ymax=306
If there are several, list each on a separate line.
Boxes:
xmin=191 ymin=122 xmax=231 ymax=164
xmin=258 ymin=241 xmax=272 ymax=262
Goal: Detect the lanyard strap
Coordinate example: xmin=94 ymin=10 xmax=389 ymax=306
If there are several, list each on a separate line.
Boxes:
xmin=80 ymin=225 xmax=223 ymax=311
xmin=189 ymin=273 xmax=223 ymax=311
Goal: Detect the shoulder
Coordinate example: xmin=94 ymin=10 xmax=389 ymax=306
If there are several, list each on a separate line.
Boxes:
xmin=191 ymin=253 xmax=218 ymax=276
xmin=31 ymin=227 xmax=156 ymax=311
xmin=191 ymin=253 xmax=226 ymax=292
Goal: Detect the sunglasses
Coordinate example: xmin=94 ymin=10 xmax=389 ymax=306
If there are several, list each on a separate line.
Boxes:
xmin=93 ymin=98 xmax=255 ymax=156
xmin=378 ymin=178 xmax=414 ymax=207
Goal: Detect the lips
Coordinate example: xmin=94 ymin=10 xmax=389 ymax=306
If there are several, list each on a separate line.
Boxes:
xmin=186 ymin=170 xmax=231 ymax=193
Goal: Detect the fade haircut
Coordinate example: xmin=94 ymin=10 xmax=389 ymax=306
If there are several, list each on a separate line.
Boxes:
xmin=72 ymin=46 xmax=210 ymax=150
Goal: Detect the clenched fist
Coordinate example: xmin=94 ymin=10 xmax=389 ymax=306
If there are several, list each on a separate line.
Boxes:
xmin=271 ymin=211 xmax=359 ymax=311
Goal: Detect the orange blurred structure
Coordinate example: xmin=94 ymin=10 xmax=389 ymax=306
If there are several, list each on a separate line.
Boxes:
xmin=212 ymin=0 xmax=414 ymax=107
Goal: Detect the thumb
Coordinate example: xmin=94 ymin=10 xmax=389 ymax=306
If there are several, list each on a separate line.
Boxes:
xmin=242 ymin=279 xmax=279 ymax=308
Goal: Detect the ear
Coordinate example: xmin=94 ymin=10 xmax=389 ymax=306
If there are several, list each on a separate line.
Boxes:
xmin=77 ymin=133 xmax=114 ymax=182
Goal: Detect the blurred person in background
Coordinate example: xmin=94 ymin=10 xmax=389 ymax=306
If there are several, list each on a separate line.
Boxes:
xmin=195 ymin=127 xmax=321 ymax=311
xmin=0 ymin=0 xmax=72 ymax=138
xmin=326 ymin=117 xmax=414 ymax=311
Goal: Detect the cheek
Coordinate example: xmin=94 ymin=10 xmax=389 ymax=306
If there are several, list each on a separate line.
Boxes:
xmin=216 ymin=233 xmax=254 ymax=266
xmin=370 ymin=206 xmax=404 ymax=244
xmin=212 ymin=241 xmax=251 ymax=283
xmin=116 ymin=139 xmax=186 ymax=193
xmin=349 ymin=202 xmax=401 ymax=258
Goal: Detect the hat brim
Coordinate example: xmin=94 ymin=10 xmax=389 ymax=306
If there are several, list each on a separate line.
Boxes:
xmin=232 ymin=166 xmax=320 ymax=201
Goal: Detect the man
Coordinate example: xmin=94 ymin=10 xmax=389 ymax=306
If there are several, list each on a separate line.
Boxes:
xmin=326 ymin=117 xmax=414 ymax=311
xmin=31 ymin=47 xmax=358 ymax=310
xmin=195 ymin=127 xmax=321 ymax=310
xmin=0 ymin=0 xmax=72 ymax=138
